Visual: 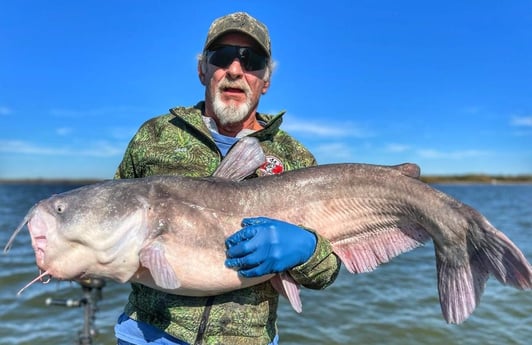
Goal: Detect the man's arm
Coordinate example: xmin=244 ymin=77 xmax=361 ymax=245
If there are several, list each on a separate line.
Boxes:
xmin=225 ymin=217 xmax=341 ymax=290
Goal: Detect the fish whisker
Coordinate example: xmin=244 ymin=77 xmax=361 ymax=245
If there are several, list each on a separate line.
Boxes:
xmin=17 ymin=269 xmax=52 ymax=296
xmin=4 ymin=204 xmax=37 ymax=254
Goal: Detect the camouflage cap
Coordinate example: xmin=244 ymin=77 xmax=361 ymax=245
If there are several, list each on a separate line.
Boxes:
xmin=203 ymin=12 xmax=271 ymax=57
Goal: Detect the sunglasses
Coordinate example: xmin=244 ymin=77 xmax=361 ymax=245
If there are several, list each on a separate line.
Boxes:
xmin=206 ymin=45 xmax=269 ymax=71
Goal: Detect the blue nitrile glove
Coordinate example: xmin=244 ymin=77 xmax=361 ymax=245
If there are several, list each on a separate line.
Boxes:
xmin=225 ymin=217 xmax=317 ymax=277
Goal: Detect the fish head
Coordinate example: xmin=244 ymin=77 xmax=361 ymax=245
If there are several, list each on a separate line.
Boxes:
xmin=25 ymin=181 xmax=149 ymax=283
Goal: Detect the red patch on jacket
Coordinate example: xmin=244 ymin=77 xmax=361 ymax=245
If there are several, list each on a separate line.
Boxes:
xmin=258 ymin=156 xmax=284 ymax=176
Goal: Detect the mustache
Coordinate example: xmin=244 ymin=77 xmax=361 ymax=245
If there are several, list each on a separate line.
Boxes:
xmin=218 ymin=78 xmax=251 ymax=95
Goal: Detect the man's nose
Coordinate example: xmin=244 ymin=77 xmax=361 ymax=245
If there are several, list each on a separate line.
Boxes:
xmin=226 ymin=58 xmax=244 ymax=78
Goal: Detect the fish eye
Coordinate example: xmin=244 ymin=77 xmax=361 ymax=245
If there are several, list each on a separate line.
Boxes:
xmin=55 ymin=202 xmax=66 ymax=214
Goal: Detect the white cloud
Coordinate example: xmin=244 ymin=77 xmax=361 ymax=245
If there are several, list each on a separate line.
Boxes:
xmin=56 ymin=127 xmax=73 ymax=136
xmin=0 ymin=141 xmax=68 ymax=155
xmin=109 ymin=126 xmax=138 ymax=140
xmin=385 ymin=143 xmax=411 ymax=153
xmin=417 ymin=149 xmax=490 ymax=159
xmin=0 ymin=140 xmax=123 ymax=157
xmin=49 ymin=106 xmax=147 ymax=118
xmin=313 ymin=142 xmax=354 ymax=163
xmin=79 ymin=141 xmax=125 ymax=157
xmin=282 ymin=114 xmax=373 ymax=138
xmin=0 ymin=106 xmax=12 ymax=115
xmin=286 ymin=122 xmax=349 ymax=136
xmin=461 ymin=106 xmax=482 ymax=114
xmin=511 ymin=116 xmax=532 ymax=127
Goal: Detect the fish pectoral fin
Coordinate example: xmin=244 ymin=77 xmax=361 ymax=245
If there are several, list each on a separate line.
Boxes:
xmin=332 ymin=222 xmax=431 ymax=274
xmin=139 ymin=242 xmax=181 ymax=290
xmin=270 ymin=272 xmax=302 ymax=313
xmin=212 ymin=136 xmax=265 ymax=181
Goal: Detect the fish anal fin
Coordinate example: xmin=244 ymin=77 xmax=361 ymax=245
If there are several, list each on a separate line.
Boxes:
xmin=270 ymin=272 xmax=302 ymax=313
xmin=139 ymin=242 xmax=181 ymax=289
xmin=333 ymin=223 xmax=431 ymax=274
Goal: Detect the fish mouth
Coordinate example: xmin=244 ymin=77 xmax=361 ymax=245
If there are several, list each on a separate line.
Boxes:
xmin=27 ymin=212 xmax=89 ymax=282
xmin=28 ymin=216 xmax=48 ymax=267
xmin=33 ymin=239 xmax=46 ymax=266
xmin=4 ymin=202 xmax=52 ymax=271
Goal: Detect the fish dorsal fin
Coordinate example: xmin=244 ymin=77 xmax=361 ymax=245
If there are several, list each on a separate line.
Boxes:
xmin=213 ymin=137 xmax=266 ymax=181
xmin=270 ymin=272 xmax=302 ymax=313
xmin=390 ymin=163 xmax=421 ymax=179
xmin=139 ymin=241 xmax=181 ymax=289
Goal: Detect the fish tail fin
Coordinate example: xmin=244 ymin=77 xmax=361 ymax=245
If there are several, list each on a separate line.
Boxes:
xmin=437 ymin=214 xmax=532 ymax=324
xmin=477 ymin=228 xmax=532 ymax=289
xmin=436 ymin=250 xmax=488 ymax=324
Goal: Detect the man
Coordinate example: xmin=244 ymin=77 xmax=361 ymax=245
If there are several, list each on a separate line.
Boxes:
xmin=114 ymin=12 xmax=340 ymax=345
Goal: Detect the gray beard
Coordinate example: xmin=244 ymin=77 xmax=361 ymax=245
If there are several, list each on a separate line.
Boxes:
xmin=212 ymin=83 xmax=253 ymax=126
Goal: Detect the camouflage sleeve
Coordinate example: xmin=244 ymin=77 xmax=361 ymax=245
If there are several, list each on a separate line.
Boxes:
xmin=289 ymin=231 xmax=341 ymax=289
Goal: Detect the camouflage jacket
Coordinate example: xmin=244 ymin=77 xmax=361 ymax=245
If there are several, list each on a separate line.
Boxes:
xmin=114 ymin=102 xmax=341 ymax=345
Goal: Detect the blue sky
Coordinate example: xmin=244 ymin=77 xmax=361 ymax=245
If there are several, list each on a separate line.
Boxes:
xmin=1 ymin=1 xmax=531 ymax=179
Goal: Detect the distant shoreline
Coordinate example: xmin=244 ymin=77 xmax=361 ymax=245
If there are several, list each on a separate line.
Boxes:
xmin=0 ymin=174 xmax=531 ymax=185
xmin=420 ymin=174 xmax=532 ymax=184
xmin=0 ymin=178 xmax=104 ymax=185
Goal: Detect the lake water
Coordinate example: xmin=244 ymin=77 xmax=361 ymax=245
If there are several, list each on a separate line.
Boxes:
xmin=0 ymin=183 xmax=531 ymax=345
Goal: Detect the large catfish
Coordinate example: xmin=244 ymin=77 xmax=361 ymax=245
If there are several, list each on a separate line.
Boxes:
xmin=4 ymin=137 xmax=531 ymax=324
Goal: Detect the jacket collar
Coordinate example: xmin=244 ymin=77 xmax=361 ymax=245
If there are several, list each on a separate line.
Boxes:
xmin=170 ymin=101 xmax=286 ymax=141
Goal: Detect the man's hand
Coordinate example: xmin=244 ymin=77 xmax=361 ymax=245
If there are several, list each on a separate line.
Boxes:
xmin=225 ymin=217 xmax=317 ymax=277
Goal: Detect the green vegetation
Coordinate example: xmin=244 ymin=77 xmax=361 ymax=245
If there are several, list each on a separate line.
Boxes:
xmin=420 ymin=174 xmax=532 ymax=184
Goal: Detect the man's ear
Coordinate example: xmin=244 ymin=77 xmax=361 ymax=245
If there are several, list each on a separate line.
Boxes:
xmin=198 ymin=61 xmax=207 ymax=85
xmin=261 ymin=79 xmax=270 ymax=94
